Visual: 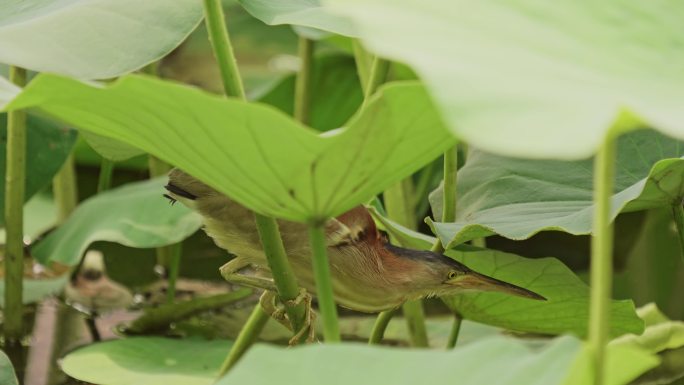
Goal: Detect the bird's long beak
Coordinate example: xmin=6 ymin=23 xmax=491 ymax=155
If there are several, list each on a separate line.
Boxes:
xmin=447 ymin=271 xmax=546 ymax=301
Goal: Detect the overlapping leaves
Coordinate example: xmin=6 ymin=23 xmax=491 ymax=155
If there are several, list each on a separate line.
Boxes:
xmin=372 ymin=212 xmax=643 ymax=337
xmin=58 ymin=335 xmax=657 ymax=385
xmin=429 ymin=130 xmax=684 ymax=248
xmin=326 ymin=0 xmax=684 ymax=159
xmin=4 ymin=75 xmax=454 ymax=222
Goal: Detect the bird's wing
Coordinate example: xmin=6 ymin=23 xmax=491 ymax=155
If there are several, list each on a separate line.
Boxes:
xmin=167 ymin=168 xmax=378 ymax=253
xmin=326 ymin=206 xmax=379 ymax=247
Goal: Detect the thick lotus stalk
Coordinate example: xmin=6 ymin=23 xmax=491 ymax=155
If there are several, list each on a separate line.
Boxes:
xmin=3 ymin=65 xmax=27 ymax=343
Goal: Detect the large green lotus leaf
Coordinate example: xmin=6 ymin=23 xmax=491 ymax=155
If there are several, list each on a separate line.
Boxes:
xmin=32 ymin=178 xmax=202 ymax=266
xmin=239 ymin=0 xmax=356 ymax=37
xmin=218 ymin=336 xmax=655 ymax=385
xmin=61 ymin=337 xmax=231 ymax=385
xmin=326 ymin=0 xmax=684 ymax=159
xmin=59 ymin=336 xmax=656 ymax=385
xmin=0 ymin=0 xmax=202 ymax=79
xmin=6 ymin=74 xmax=454 ymax=222
xmin=429 ymin=130 xmax=684 ymax=248
xmin=372 ymin=212 xmax=643 ymax=338
xmin=0 ymin=350 xmax=18 ymax=385
xmin=0 ymin=114 xmax=77 ymax=226
xmin=257 ymin=54 xmax=362 ymax=132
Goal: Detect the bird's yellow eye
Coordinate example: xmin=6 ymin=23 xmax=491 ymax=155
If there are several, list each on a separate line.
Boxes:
xmin=447 ymin=271 xmax=458 ymax=280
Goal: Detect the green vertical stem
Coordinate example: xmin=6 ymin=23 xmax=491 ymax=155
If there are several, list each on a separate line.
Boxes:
xmin=673 ymin=202 xmax=684 ymax=262
xmin=363 ymin=57 xmax=390 ymax=102
xmin=255 ymin=33 xmax=315 ymax=340
xmin=382 ymin=144 xmax=462 ymax=349
xmin=217 ymin=304 xmax=270 ymax=377
xmin=203 ymin=0 xmax=245 ymax=100
xmin=203 ymin=0 xmax=311 ymax=367
xmin=254 ymin=214 xmax=307 ymax=337
xmin=418 ymin=147 xmax=464 ymax=349
xmin=352 ymin=40 xmax=373 ymax=93
xmin=308 ymin=223 xmax=340 ymax=342
xmin=96 ymin=158 xmax=115 ymax=193
xmin=588 ymin=134 xmax=617 ymax=385
xmin=431 ymin=146 xmax=459 ymax=253
xmin=446 ymin=313 xmax=463 ymax=349
xmin=401 ymin=300 xmax=428 ymax=347
xmin=368 ymin=309 xmax=397 ymax=345
xmin=4 ymin=66 xmax=27 ymax=343
xmin=52 ymin=153 xmax=78 ymax=224
xmin=294 ymin=37 xmax=314 ymax=125
xmin=384 ymin=179 xmax=429 ymax=347
xmin=364 ymin=54 xmax=429 ymax=347
xmin=439 ymin=146 xmax=466 ymax=348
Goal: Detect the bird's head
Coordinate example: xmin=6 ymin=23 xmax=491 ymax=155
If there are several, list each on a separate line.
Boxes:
xmin=383 ymin=244 xmax=546 ymax=301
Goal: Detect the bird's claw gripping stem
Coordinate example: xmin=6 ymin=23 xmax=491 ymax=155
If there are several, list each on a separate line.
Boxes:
xmin=219 ymin=258 xmax=315 ymax=345
xmin=260 ymin=289 xmax=316 ymax=345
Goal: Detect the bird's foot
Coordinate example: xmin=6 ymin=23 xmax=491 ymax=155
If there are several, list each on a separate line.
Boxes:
xmin=259 ymin=289 xmax=316 ymax=345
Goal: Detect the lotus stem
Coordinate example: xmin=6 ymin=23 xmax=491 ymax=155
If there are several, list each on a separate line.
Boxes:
xmin=96 ymin=158 xmax=115 ymax=192
xmin=217 ymin=304 xmax=270 ymax=376
xmin=446 ymin=313 xmax=463 ymax=349
xmin=369 ymin=309 xmax=397 ymax=345
xmin=588 ymin=133 xmax=617 ymax=385
xmin=203 ymin=0 xmax=245 ymax=99
xmin=3 ymin=66 xmax=27 ymax=343
xmin=294 ymin=37 xmax=314 ymax=125
xmin=308 ymin=223 xmax=341 ymax=342
xmin=203 ymin=0 xmax=311 ymax=366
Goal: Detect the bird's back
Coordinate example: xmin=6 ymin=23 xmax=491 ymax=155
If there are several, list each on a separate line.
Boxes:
xmin=166 ymin=169 xmax=411 ymax=312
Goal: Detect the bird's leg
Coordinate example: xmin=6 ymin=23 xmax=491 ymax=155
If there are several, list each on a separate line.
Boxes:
xmin=219 ymin=257 xmax=277 ymax=291
xmin=259 ymin=289 xmax=316 ymax=345
xmin=220 ymin=258 xmax=316 ymax=344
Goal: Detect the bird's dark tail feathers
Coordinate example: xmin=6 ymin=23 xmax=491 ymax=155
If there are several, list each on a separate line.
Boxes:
xmin=164 ymin=183 xmax=197 ymax=200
